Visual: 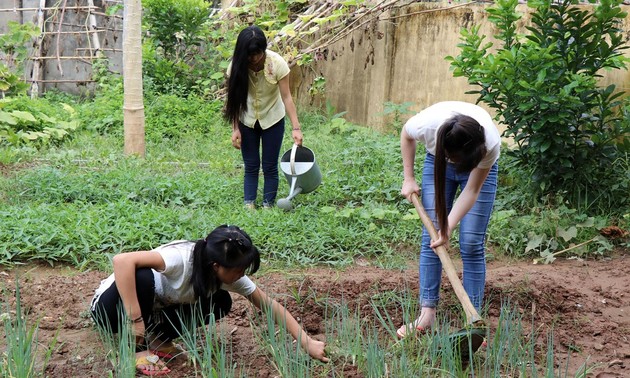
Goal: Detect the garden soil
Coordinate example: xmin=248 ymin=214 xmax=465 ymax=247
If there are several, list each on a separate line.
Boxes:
xmin=1 ymin=252 xmax=628 ymax=377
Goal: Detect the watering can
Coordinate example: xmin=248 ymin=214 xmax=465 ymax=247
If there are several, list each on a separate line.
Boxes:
xmin=276 ymin=144 xmax=322 ymax=210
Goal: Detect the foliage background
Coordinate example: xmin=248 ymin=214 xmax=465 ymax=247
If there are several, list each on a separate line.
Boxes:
xmin=0 ymin=0 xmax=628 ymax=269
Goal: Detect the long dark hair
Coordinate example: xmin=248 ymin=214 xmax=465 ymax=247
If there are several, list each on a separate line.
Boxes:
xmin=434 ymin=114 xmax=487 ymax=235
xmin=223 ymin=25 xmax=268 ymax=125
xmin=190 ymin=225 xmax=260 ymax=299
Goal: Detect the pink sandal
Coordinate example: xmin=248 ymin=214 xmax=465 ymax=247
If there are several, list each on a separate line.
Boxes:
xmin=150 ymin=341 xmax=187 ymax=360
xmin=136 ymin=354 xmax=170 ymax=376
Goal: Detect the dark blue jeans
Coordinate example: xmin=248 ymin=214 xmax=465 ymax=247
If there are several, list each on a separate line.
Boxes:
xmin=239 ymin=119 xmax=285 ymax=206
xmin=419 ymin=153 xmax=498 ymax=311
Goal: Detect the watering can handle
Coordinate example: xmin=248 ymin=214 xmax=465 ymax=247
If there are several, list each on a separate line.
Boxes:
xmin=290 ymin=143 xmax=298 ymax=175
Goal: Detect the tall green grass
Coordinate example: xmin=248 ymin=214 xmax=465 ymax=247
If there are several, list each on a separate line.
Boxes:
xmin=1 ymin=280 xmax=596 ymax=377
xmin=93 ymin=309 xmax=136 ymax=377
xmin=1 ymin=280 xmax=57 ymax=378
xmin=174 ymin=307 xmax=242 ymax=377
xmin=251 ymin=299 xmax=317 ymax=378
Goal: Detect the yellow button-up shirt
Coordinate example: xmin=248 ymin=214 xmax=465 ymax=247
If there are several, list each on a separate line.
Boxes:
xmin=227 ymin=49 xmax=291 ymax=130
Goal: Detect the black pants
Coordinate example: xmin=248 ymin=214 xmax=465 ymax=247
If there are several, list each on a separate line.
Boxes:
xmin=91 ymin=268 xmax=232 ymax=342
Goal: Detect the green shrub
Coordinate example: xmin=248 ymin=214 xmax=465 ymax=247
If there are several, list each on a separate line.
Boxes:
xmin=448 ymin=0 xmax=629 ymax=214
xmin=145 ymin=94 xmax=224 ymax=140
xmin=0 ymin=21 xmax=40 ymax=97
xmin=142 ymin=0 xmax=211 ymax=58
xmin=77 ymin=60 xmax=124 ymax=135
xmin=141 ymin=0 xmax=226 ymax=97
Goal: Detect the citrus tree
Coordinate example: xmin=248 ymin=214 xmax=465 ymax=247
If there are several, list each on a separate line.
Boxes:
xmin=447 ymin=0 xmax=629 ymax=213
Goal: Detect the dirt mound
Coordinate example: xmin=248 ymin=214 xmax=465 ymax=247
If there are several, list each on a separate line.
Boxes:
xmin=1 ymin=254 xmax=628 ymax=377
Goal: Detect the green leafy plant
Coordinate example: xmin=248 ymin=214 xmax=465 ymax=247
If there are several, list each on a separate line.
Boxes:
xmin=447 ymin=0 xmax=630 ymax=213
xmin=309 ymin=76 xmax=326 ymax=95
xmin=489 ymin=202 xmax=614 ymax=260
xmin=0 ymin=97 xmax=79 ymax=146
xmin=0 ymin=21 xmax=40 ymax=97
xmin=376 ymin=101 xmax=416 ymax=135
xmin=0 ymin=63 xmax=27 ymax=97
xmin=0 ymin=21 xmax=40 ymax=67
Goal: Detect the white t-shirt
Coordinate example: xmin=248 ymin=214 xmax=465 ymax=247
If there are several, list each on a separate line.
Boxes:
xmin=404 ymin=101 xmax=501 ymax=169
xmin=91 ymin=240 xmax=257 ymax=310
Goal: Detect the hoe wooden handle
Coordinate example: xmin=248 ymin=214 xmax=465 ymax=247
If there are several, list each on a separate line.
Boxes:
xmin=411 ymin=193 xmax=484 ymax=326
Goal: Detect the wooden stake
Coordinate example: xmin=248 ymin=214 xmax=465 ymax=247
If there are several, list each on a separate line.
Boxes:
xmin=87 ymin=0 xmax=104 ymax=60
xmin=55 ymin=0 xmax=68 ymax=76
xmin=30 ymin=0 xmax=46 ymax=98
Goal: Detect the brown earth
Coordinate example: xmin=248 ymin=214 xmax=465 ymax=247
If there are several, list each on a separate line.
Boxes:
xmin=1 ymin=253 xmax=629 ymax=377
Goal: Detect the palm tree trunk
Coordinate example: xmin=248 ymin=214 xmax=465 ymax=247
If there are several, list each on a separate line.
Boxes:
xmin=122 ymin=0 xmax=145 ymax=156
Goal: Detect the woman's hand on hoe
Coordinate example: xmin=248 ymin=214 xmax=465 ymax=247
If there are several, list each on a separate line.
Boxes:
xmin=401 ymin=178 xmax=420 ymax=202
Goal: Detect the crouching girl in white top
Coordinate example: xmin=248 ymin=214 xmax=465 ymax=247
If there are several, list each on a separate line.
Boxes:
xmin=91 ymin=225 xmax=328 ymax=376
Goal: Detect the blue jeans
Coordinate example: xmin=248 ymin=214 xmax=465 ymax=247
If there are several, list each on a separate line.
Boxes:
xmin=419 ymin=153 xmax=498 ymax=311
xmin=239 ymin=119 xmax=285 ymax=206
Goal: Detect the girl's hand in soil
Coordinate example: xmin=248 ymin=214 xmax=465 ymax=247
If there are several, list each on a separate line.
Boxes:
xmin=248 ymin=287 xmax=329 ymax=362
xmin=131 ymin=321 xmax=146 ymax=345
xmin=133 ymin=321 xmax=146 ymax=343
xmin=305 ymin=338 xmax=329 ymax=362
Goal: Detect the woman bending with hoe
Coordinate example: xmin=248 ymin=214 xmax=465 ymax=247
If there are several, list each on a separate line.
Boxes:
xmin=398 ymin=101 xmax=500 ymax=338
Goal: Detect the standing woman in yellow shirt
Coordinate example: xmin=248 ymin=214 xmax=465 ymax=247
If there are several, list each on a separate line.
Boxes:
xmin=224 ymin=25 xmax=303 ymax=209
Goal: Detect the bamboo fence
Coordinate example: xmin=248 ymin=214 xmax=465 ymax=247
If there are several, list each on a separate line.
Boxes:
xmin=0 ymin=0 xmax=122 ymax=96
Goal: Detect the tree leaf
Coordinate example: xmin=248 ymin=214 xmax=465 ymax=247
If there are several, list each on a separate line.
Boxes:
xmin=557 ymin=226 xmax=577 ymax=242
xmin=0 ymin=111 xmax=17 ymax=125
xmin=525 ymin=233 xmax=544 ymax=253
xmin=10 ymin=110 xmax=37 ymax=123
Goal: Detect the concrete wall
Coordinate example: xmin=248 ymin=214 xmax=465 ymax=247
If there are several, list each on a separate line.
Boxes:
xmin=290 ymin=3 xmax=630 ymax=130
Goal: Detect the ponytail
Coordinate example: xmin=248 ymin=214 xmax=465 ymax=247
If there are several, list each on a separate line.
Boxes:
xmin=434 ymin=114 xmax=486 ymax=236
xmin=434 ymin=129 xmax=449 ymax=236
xmin=190 ymin=238 xmax=218 ymax=300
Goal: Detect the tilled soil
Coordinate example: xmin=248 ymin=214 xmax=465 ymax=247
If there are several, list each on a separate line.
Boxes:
xmin=1 ymin=253 xmax=628 ymax=377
